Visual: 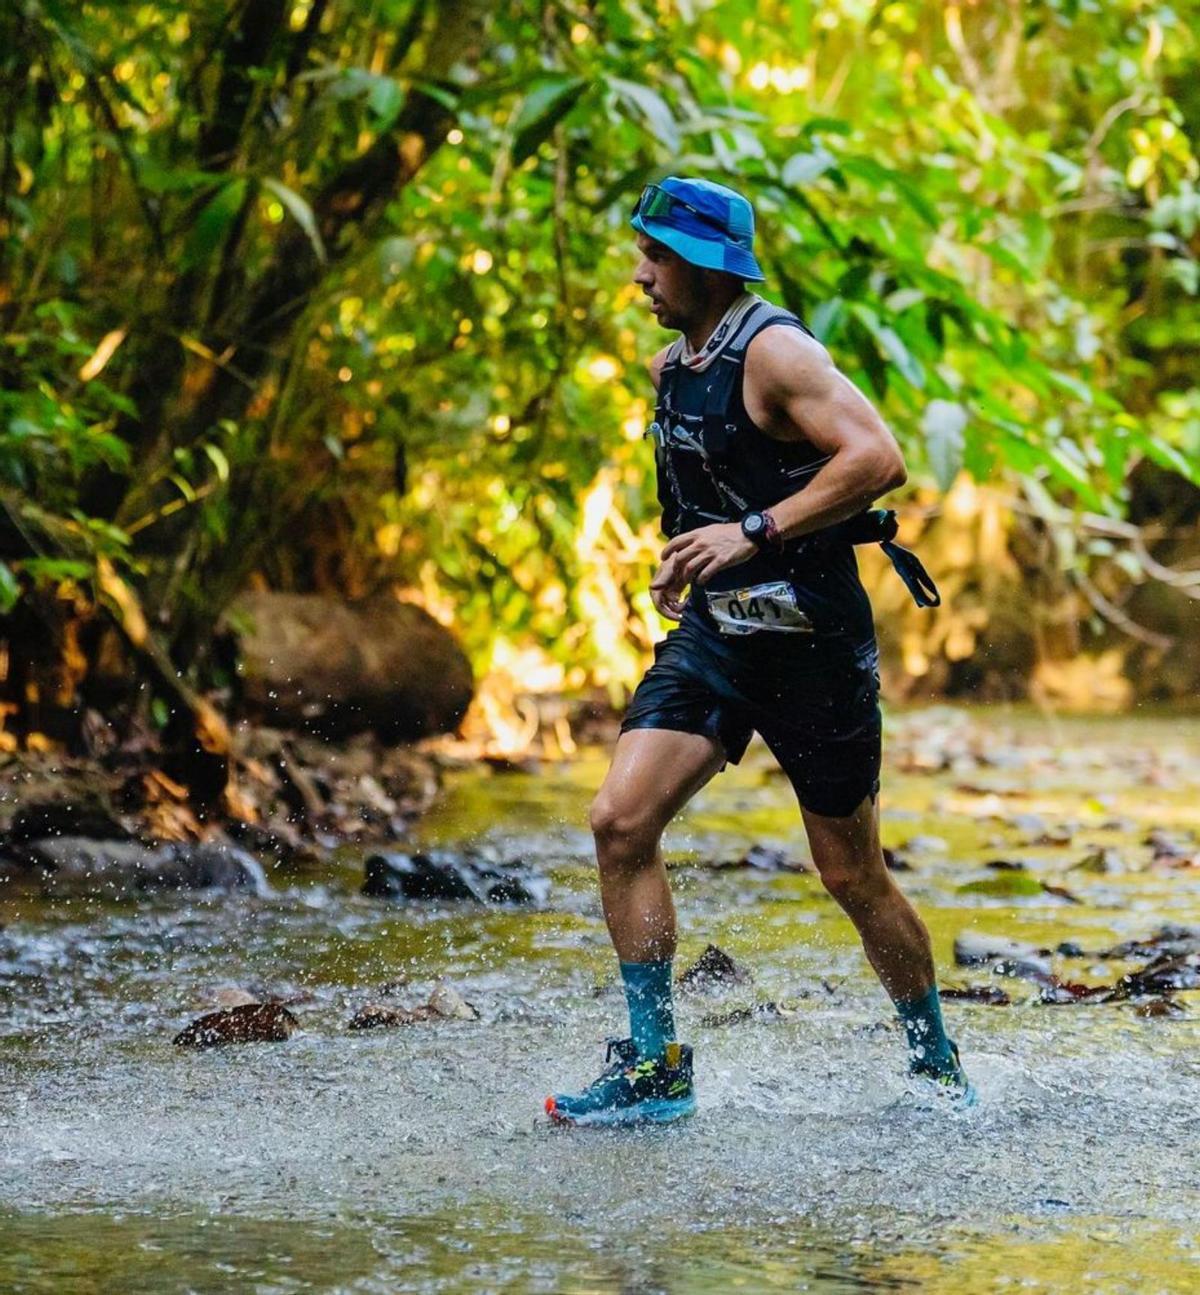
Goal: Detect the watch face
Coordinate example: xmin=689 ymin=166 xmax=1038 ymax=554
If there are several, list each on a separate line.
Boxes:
xmin=744 ymin=513 xmax=764 ymax=534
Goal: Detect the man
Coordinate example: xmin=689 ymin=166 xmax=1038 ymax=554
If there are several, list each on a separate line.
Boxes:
xmin=544 ymin=176 xmax=972 ymax=1128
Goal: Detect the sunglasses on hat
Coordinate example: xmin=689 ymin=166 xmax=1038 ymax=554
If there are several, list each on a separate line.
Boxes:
xmin=632 ymin=183 xmax=729 ymax=235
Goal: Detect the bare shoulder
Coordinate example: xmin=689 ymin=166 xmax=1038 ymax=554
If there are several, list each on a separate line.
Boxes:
xmin=648 ymin=344 xmax=672 ymax=391
xmin=744 ymin=323 xmax=836 ymax=398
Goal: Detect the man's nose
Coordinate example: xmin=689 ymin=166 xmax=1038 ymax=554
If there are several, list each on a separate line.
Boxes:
xmin=632 ymin=260 xmax=652 ymax=286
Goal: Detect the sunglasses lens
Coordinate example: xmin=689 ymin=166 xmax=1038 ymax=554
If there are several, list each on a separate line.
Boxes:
xmin=639 ymin=186 xmax=677 ymax=220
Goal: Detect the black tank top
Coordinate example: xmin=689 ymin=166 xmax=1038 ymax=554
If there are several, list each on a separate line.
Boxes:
xmin=650 ymin=301 xmax=875 ymax=652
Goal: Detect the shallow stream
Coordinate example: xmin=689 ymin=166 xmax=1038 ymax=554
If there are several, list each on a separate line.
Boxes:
xmin=2 ymin=708 xmax=1198 ymax=1293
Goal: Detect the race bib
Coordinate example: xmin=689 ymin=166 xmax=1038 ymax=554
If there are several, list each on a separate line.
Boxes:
xmin=705 ymin=580 xmax=814 ymax=636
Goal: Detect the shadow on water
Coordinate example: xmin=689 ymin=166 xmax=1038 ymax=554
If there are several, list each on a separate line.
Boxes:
xmin=2 ymin=708 xmax=1199 ymax=1291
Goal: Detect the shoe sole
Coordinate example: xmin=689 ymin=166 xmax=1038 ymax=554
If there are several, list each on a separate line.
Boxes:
xmin=544 ymin=1094 xmax=697 ymax=1128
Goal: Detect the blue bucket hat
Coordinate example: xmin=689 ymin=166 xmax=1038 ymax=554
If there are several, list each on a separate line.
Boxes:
xmin=630 ymin=176 xmax=765 ymax=282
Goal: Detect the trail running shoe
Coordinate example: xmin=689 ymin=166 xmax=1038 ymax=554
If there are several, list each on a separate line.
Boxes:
xmin=545 ymin=1038 xmax=696 ymax=1128
xmin=913 ymin=1041 xmax=978 ymax=1107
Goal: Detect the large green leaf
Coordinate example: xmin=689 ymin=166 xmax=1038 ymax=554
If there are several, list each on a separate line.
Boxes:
xmin=180 ymin=177 xmax=249 ymax=272
xmin=511 ymin=77 xmax=590 ymax=165
xmin=922 ymin=399 xmax=968 ymax=491
xmin=609 ymin=78 xmax=681 ymax=153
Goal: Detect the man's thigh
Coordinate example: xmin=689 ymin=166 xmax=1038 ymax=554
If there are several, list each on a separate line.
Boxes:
xmin=594 ymin=727 xmax=727 ymax=835
xmin=756 ymin=649 xmax=882 ymax=819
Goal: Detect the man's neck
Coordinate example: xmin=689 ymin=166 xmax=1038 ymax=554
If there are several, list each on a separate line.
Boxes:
xmin=682 ymin=288 xmax=748 ymax=352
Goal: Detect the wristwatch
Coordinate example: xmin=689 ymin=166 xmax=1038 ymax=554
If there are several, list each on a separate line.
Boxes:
xmin=741 ymin=509 xmax=783 ymax=552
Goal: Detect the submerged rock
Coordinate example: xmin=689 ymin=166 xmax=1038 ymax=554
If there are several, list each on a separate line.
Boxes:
xmin=677 ymin=944 xmax=753 ymax=993
xmin=11 ymin=837 xmax=270 ymax=898
xmin=1101 ymin=925 xmax=1200 ymax=961
xmin=361 ymin=848 xmax=549 ymax=906
xmin=173 ymin=1003 xmax=299 ymax=1048
xmin=699 ymin=999 xmax=801 ymax=1027
xmin=953 ymin=932 xmax=1052 ymax=977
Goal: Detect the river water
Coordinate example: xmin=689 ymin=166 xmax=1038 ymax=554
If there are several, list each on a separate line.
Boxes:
xmin=2 ymin=708 xmax=1198 ymax=1293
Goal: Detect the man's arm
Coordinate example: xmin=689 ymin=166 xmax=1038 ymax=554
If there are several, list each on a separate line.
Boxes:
xmin=745 ymin=325 xmax=906 ymax=540
xmin=663 ymin=326 xmax=907 ymax=587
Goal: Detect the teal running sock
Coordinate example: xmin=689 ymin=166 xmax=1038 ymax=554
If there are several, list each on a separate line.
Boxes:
xmin=896 ymin=986 xmax=959 ymax=1078
xmin=620 ymin=959 xmax=675 ymax=1059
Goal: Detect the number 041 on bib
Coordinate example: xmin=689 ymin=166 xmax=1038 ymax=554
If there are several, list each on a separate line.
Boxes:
xmin=705 ymin=580 xmax=814 ymax=636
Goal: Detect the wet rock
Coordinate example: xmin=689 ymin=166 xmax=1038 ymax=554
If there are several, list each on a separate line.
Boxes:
xmin=173 ymin=1003 xmax=299 ymax=1048
xmin=1144 ymin=828 xmax=1196 ymax=862
xmin=713 ymin=844 xmax=808 ymax=872
xmin=1028 ymin=828 xmax=1075 ymax=847
xmin=1056 ymin=941 xmax=1087 ymax=958
xmin=143 ymin=843 xmax=270 ymax=895
xmin=14 ymin=837 xmax=270 ymax=898
xmin=677 ymin=944 xmax=753 ymax=993
xmin=347 ymin=981 xmax=479 ymax=1030
xmin=882 ymin=846 xmax=912 ymax=872
xmin=1133 ymin=997 xmax=1187 ymax=1019
xmin=940 ymin=984 xmax=1012 ymax=1005
xmin=1070 ymin=847 xmax=1127 ymax=875
xmin=223 ymin=591 xmax=473 ymax=742
xmin=348 ymin=1003 xmax=422 ymax=1030
xmin=7 ymin=795 xmax=131 ymax=844
xmin=1036 ymin=977 xmax=1113 ymax=1005
xmin=1116 ymin=953 xmax=1200 ymax=996
xmin=901 ymin=834 xmax=948 ymax=854
xmin=1100 ymin=924 xmax=1200 ymax=961
xmin=226 ymin=815 xmax=325 ymax=867
xmin=361 ymin=849 xmax=549 ymax=906
xmin=953 ymin=932 xmax=1052 ymax=977
xmin=427 ymin=981 xmax=480 ymax=1020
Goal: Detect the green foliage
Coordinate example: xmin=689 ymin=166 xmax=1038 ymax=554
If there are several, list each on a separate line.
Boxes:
xmin=1 ymin=0 xmax=1197 ymax=696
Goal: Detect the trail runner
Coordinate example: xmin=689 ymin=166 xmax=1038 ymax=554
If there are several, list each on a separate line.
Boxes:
xmin=545 ymin=176 xmax=972 ymax=1128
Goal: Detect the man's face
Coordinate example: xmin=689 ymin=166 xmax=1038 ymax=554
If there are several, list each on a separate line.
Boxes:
xmin=632 ymin=233 xmax=705 ymax=332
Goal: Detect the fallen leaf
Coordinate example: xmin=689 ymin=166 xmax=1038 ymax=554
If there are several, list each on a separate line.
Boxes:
xmin=940 ymin=984 xmax=1012 ymax=1005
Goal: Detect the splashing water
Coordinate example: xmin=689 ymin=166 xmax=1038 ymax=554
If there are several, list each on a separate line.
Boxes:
xmin=2 ymin=709 xmax=1198 ymax=1292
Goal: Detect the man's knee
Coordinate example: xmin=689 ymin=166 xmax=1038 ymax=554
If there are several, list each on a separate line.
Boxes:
xmin=590 ymin=792 xmax=660 ymax=859
xmin=815 ymin=857 xmax=892 ymax=913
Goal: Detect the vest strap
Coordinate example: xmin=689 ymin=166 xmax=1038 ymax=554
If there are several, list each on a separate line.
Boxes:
xmin=880 ymin=539 xmax=942 ymax=608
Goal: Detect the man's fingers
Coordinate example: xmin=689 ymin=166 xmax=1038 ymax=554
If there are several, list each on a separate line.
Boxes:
xmin=662 ymin=534 xmax=698 ymax=561
xmin=694 ymin=556 xmax=725 ymax=587
xmin=680 ymin=550 xmax=712 ymax=583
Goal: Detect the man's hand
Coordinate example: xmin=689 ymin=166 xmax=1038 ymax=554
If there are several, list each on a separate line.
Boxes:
xmin=649 ymin=552 xmax=688 ymax=622
xmin=661 ymin=523 xmax=756 ymax=588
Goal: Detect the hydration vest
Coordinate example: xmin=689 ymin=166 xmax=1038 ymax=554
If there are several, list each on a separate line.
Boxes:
xmin=648 ymin=300 xmax=939 ymax=609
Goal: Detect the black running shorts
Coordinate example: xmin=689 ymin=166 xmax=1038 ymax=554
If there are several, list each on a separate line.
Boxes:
xmin=619 ymin=604 xmax=882 ymax=818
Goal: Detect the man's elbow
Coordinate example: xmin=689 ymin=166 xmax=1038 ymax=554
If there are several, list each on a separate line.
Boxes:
xmin=871 ymin=447 xmax=907 ymax=495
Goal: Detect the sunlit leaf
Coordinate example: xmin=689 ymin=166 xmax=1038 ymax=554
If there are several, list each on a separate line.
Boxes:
xmin=262 ymin=177 xmax=327 ymax=264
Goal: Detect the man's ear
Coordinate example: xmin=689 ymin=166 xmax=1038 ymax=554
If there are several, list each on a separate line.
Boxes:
xmin=701 ymin=268 xmax=746 ymax=296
